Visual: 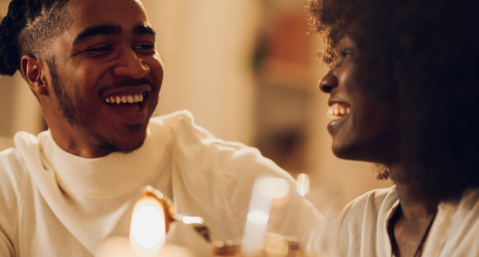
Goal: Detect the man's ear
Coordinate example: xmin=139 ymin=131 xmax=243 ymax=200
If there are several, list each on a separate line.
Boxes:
xmin=20 ymin=55 xmax=50 ymax=96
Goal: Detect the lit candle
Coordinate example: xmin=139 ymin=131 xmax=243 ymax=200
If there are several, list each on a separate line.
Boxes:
xmin=96 ymin=186 xmax=193 ymax=257
xmin=129 ymin=197 xmax=166 ymax=253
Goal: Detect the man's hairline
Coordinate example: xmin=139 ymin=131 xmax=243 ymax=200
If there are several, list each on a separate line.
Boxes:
xmin=72 ymin=23 xmax=157 ymax=47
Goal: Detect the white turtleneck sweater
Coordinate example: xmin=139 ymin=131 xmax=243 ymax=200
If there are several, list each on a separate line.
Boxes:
xmin=0 ymin=110 xmax=321 ymax=257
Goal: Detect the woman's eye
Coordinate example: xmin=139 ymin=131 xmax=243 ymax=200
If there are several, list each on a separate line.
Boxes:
xmin=340 ymin=48 xmax=354 ymax=57
xmin=333 ymin=48 xmax=354 ymax=67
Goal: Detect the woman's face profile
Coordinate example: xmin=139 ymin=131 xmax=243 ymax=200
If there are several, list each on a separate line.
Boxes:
xmin=320 ymin=35 xmax=398 ymax=164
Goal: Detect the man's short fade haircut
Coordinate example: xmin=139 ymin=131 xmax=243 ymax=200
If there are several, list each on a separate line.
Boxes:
xmin=0 ymin=0 xmax=71 ymax=76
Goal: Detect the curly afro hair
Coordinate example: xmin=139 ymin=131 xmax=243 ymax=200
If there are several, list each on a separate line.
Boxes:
xmin=308 ymin=0 xmax=479 ymax=202
xmin=0 ymin=0 xmax=71 ymax=76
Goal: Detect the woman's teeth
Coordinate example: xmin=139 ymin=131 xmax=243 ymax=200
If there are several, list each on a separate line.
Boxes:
xmin=104 ymin=93 xmax=144 ymax=104
xmin=327 ymin=103 xmax=351 ymax=120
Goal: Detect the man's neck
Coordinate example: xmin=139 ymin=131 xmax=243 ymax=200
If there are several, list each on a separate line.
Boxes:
xmin=51 ymin=129 xmax=113 ymax=158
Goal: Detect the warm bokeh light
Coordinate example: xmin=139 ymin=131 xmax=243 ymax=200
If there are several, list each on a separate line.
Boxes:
xmin=246 ymin=209 xmax=270 ymax=225
xmin=130 ymin=198 xmax=166 ymax=253
xmin=181 ymin=216 xmax=204 ymax=225
xmin=296 ymin=173 xmax=310 ymax=197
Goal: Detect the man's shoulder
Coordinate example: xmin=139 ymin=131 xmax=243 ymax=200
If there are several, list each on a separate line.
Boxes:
xmin=150 ymin=110 xmax=202 ymax=132
xmin=152 ymin=109 xmax=266 ymax=161
xmin=150 ymin=110 xmax=217 ymax=143
xmin=0 ymin=146 xmax=24 ymax=179
xmin=150 ymin=110 xmax=194 ymax=126
xmin=0 ymin=146 xmax=26 ymax=203
xmin=0 ymin=136 xmax=16 ymax=175
xmin=0 ymin=131 xmax=42 ymax=193
xmin=148 ymin=111 xmax=320 ymax=244
xmin=150 ymin=110 xmax=293 ymax=187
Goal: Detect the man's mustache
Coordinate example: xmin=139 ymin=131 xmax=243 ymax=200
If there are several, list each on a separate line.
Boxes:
xmin=99 ymin=78 xmax=155 ymax=96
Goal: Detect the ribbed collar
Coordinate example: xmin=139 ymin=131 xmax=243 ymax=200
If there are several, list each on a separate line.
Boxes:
xmin=39 ymin=126 xmax=166 ymax=200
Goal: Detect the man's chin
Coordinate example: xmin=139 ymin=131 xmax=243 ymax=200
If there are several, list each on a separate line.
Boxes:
xmin=93 ymin=127 xmax=147 ymax=155
xmin=98 ymin=138 xmax=146 ymax=155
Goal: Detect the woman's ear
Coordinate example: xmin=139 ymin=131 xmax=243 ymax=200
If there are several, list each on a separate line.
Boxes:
xmin=20 ymin=55 xmax=50 ymax=96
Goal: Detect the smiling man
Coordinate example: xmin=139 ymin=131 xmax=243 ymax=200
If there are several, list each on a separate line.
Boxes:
xmin=25 ymin=0 xmax=163 ymax=158
xmin=0 ymin=0 xmax=320 ymax=256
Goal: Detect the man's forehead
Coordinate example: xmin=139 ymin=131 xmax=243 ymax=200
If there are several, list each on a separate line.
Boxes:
xmin=66 ymin=0 xmax=149 ymax=30
xmin=72 ymin=23 xmax=155 ymax=46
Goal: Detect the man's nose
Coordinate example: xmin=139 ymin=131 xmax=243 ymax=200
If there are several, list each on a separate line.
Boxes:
xmin=319 ymin=69 xmax=338 ymax=93
xmin=112 ymin=49 xmax=150 ymax=79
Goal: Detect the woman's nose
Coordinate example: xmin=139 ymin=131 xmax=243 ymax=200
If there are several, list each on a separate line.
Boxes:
xmin=319 ymin=69 xmax=338 ymax=93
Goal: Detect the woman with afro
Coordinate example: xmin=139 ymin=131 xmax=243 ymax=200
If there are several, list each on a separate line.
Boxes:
xmin=307 ymin=0 xmax=479 ymax=256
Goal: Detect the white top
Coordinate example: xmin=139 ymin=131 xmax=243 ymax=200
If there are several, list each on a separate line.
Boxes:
xmin=307 ymin=186 xmax=479 ymax=257
xmin=0 ymin=110 xmax=321 ymax=257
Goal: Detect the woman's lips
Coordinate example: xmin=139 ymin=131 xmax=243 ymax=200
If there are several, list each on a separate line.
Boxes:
xmin=327 ymin=103 xmax=351 ymax=120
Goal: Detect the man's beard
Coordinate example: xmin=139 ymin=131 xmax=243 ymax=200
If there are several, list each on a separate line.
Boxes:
xmin=47 ymin=59 xmax=145 ymax=154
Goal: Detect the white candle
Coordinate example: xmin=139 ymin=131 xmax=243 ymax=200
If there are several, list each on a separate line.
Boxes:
xmin=242 ymin=175 xmax=290 ymax=255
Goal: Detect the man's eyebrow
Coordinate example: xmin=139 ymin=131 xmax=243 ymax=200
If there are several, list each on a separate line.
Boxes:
xmin=133 ymin=24 xmax=156 ymax=38
xmin=73 ymin=24 xmax=122 ymax=46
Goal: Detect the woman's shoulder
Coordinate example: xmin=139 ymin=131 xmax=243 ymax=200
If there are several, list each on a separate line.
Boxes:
xmin=335 ymin=187 xmax=398 ymax=256
xmin=338 ymin=186 xmax=397 ymax=223
xmin=307 ymin=187 xmax=398 ymax=257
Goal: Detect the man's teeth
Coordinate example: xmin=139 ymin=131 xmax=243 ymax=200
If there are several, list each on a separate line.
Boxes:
xmin=327 ymin=103 xmax=351 ymax=119
xmin=104 ymin=94 xmax=144 ymax=104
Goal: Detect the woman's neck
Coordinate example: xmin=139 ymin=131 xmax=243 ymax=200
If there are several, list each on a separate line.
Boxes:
xmin=388 ymin=162 xmax=438 ymax=257
xmin=389 ymin=162 xmax=438 ymax=213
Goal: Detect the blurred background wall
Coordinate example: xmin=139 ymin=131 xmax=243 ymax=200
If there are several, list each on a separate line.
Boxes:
xmin=0 ymin=0 xmax=390 ymax=216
